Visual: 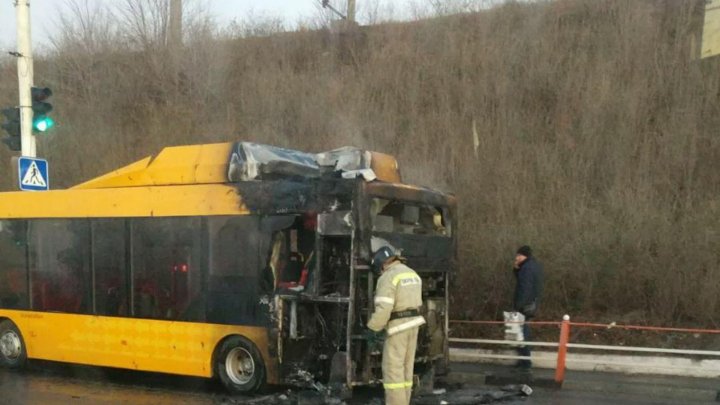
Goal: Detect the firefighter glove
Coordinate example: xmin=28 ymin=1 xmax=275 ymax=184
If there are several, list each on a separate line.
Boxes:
xmin=364 ymin=328 xmax=386 ymax=346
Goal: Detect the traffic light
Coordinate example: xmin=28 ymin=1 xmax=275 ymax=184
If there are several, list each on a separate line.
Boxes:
xmin=31 ymin=87 xmax=54 ymax=133
xmin=1 ymin=107 xmax=21 ymax=151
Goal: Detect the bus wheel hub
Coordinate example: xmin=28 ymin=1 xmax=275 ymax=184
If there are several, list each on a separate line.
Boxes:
xmin=226 ymin=347 xmax=255 ymax=385
xmin=0 ymin=331 xmax=21 ymax=359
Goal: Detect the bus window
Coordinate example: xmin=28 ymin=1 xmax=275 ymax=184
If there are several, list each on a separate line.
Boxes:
xmin=274 ymin=215 xmax=316 ymax=292
xmin=258 ymin=216 xmax=295 ymax=294
xmin=92 ymin=220 xmax=128 ymax=316
xmin=256 ymin=215 xmax=316 ymax=294
xmin=130 ymin=218 xmax=203 ymax=321
xmin=28 ymin=220 xmax=90 ymax=314
xmin=267 ymin=232 xmax=288 ymax=290
xmin=371 ymin=199 xmax=451 ymax=237
xmin=207 ymin=216 xmax=261 ymax=325
xmin=0 ymin=220 xmax=28 ymax=309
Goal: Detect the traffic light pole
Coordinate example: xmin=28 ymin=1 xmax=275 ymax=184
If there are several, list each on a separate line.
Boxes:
xmin=15 ymin=0 xmax=36 ymax=158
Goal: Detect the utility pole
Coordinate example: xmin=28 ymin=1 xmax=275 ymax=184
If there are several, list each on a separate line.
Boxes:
xmin=322 ymin=0 xmax=356 ymax=23
xmin=15 ymin=0 xmax=36 ymax=157
xmin=347 ymin=0 xmax=356 ymax=23
xmin=169 ymin=0 xmax=182 ymax=91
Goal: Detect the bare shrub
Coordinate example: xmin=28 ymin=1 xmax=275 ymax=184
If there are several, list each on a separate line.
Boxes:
xmin=0 ymin=0 xmax=717 ymax=328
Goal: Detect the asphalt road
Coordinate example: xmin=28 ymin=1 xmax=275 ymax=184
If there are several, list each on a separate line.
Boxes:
xmin=0 ymin=361 xmax=241 ymax=404
xmin=0 ymin=361 xmax=714 ymax=404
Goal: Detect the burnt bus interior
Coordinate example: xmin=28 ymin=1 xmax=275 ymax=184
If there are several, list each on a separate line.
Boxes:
xmin=244 ymin=177 xmax=456 ymax=388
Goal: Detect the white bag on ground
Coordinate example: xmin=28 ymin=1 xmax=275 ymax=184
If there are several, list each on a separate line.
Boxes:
xmin=503 ymin=311 xmax=525 ymax=342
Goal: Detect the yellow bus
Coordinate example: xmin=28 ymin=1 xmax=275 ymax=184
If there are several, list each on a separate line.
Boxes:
xmin=0 ymin=142 xmax=456 ymax=394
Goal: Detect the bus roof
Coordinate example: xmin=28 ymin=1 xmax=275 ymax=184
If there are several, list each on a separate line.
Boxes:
xmin=73 ymin=142 xmax=402 ymax=190
xmin=0 ymin=143 xmax=453 ymax=219
xmin=73 ymin=143 xmax=233 ymax=190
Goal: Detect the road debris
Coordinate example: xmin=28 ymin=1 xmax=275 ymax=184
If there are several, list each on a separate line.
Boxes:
xmin=225 ymin=389 xmax=348 ymax=405
xmin=413 ymin=384 xmax=532 ymax=405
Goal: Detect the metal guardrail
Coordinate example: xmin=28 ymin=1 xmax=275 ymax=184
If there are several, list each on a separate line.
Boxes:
xmin=449 ymin=315 xmax=720 ymax=385
xmin=450 ymin=338 xmax=559 ymax=347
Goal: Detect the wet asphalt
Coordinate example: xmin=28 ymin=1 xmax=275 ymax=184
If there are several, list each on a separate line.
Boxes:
xmin=0 ymin=361 xmax=712 ymax=404
xmin=0 ymin=361 xmax=230 ymax=404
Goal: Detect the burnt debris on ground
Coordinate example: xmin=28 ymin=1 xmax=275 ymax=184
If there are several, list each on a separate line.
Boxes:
xmin=413 ymin=384 xmax=533 ymax=405
xmin=222 ymin=383 xmax=532 ymax=405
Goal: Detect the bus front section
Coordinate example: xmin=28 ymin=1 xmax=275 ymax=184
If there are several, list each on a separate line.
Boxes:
xmin=268 ymin=178 xmax=455 ymax=394
xmin=229 ymin=144 xmax=455 ymax=394
xmin=351 ymin=181 xmax=456 ymax=390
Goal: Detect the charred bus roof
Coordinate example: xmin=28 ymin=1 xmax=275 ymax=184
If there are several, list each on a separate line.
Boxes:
xmin=73 ymin=142 xmax=404 ymax=190
xmin=74 ymin=141 xmax=455 ymax=209
xmin=0 ymin=142 xmax=454 ymax=219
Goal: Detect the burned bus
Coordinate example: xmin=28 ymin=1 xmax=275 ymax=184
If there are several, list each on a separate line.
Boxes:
xmin=0 ymin=142 xmax=456 ymax=394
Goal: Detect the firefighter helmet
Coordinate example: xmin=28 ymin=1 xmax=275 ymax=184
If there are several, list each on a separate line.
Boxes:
xmin=371 ymin=246 xmax=396 ymax=274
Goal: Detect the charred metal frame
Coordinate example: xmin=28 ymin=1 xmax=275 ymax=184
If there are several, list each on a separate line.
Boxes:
xmin=235 ymin=176 xmax=456 ymax=389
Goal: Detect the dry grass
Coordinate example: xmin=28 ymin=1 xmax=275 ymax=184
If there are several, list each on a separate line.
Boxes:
xmin=1 ymin=0 xmax=718 ymax=326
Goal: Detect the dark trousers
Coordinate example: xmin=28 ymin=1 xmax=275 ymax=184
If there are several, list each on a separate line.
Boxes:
xmin=516 ymin=320 xmax=532 ymax=368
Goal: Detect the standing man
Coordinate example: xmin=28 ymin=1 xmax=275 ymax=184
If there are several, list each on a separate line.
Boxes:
xmin=513 ymin=245 xmax=543 ymax=370
xmin=366 ymin=246 xmax=426 ymax=405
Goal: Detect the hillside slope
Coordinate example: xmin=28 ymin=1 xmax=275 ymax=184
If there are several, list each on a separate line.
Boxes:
xmin=0 ymin=0 xmax=718 ymax=326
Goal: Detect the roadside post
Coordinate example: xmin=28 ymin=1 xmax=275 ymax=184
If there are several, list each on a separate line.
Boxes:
xmin=554 ymin=314 xmax=570 ymax=386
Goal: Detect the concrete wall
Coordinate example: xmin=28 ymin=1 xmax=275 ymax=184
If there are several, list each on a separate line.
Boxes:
xmin=450 ymin=348 xmax=720 ymax=378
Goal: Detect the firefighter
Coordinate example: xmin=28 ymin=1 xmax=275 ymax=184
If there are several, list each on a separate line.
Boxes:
xmin=366 ymin=246 xmax=426 ymax=405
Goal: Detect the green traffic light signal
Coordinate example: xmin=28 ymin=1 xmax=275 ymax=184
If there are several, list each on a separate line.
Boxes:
xmin=31 ymin=86 xmax=53 ymax=134
xmin=32 ymin=116 xmax=55 ymax=132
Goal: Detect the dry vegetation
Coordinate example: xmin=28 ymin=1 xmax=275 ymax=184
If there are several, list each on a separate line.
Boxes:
xmin=1 ymin=0 xmax=719 ymax=327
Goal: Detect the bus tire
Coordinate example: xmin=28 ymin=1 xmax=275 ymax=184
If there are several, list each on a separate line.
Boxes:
xmin=0 ymin=320 xmax=27 ymax=369
xmin=215 ymin=335 xmax=266 ymax=394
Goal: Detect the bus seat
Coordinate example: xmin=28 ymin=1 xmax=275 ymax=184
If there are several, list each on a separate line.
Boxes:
xmin=278 ymin=252 xmax=303 ymax=285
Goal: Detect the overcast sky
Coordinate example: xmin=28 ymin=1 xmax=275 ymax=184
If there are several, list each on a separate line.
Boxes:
xmin=0 ymin=0 xmax=434 ymax=51
xmin=0 ymin=0 xmax=333 ymax=50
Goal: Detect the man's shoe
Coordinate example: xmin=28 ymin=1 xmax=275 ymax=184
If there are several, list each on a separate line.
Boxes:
xmin=510 ymin=365 xmax=533 ymax=381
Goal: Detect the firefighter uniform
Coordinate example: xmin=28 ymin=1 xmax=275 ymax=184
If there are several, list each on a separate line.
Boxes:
xmin=367 ymin=260 xmax=426 ymax=405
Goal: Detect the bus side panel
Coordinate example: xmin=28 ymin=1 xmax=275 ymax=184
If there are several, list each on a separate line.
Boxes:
xmin=0 ymin=310 xmax=278 ymax=383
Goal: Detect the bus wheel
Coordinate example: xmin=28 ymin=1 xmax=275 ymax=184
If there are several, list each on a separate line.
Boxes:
xmin=215 ymin=336 xmax=266 ymax=394
xmin=0 ymin=320 xmax=27 ymax=369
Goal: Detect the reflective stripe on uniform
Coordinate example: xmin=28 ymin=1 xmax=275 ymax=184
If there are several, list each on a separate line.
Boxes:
xmin=383 ymin=381 xmax=413 ymax=389
xmin=374 ymin=296 xmax=395 ymax=305
xmin=387 ymin=316 xmax=426 ymax=335
xmin=392 ymin=272 xmax=421 ymax=286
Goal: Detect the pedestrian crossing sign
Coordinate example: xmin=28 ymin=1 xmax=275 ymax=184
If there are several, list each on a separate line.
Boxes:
xmin=18 ymin=157 xmax=49 ymax=191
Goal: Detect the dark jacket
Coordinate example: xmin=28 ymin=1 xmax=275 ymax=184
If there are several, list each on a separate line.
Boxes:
xmin=513 ymin=257 xmax=543 ymax=316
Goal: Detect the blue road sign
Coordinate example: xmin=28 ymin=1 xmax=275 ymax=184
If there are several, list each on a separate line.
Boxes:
xmin=18 ymin=157 xmax=49 ymax=191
